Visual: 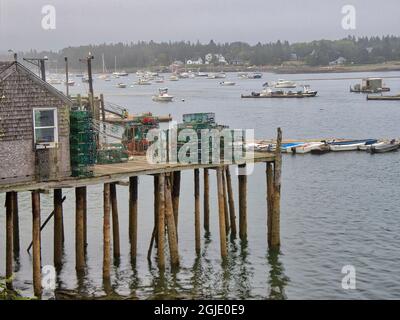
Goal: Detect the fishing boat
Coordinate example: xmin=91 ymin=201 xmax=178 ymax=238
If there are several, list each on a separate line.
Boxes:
xmin=116 ymin=83 xmax=127 ymax=88
xmin=242 ymin=87 xmax=316 ymax=98
xmin=367 ymin=140 xmax=400 ymax=153
xmin=220 ymin=81 xmax=236 ymax=86
xmin=350 ymin=78 xmax=390 ymax=93
xmin=273 ymin=79 xmax=297 ymax=88
xmin=301 ymin=85 xmax=318 ymax=97
xmin=152 ymin=88 xmax=174 ymax=102
xmin=329 ymin=139 xmax=377 ymax=151
xmin=288 ymin=142 xmax=325 ymax=154
xmin=135 ymin=78 xmax=152 ymax=85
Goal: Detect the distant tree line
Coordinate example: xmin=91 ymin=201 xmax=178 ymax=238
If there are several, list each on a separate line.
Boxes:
xmin=19 ymin=36 xmax=400 ymax=71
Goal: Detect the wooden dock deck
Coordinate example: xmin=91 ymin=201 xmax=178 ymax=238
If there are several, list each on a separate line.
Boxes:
xmin=0 ymin=152 xmax=275 ymax=193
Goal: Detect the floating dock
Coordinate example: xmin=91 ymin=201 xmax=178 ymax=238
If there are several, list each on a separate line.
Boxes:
xmin=367 ymin=95 xmax=400 ymax=101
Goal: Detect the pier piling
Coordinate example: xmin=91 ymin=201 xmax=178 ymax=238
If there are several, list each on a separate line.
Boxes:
xmin=222 ymin=169 xmax=230 ymax=235
xmin=32 ymin=191 xmax=42 ymax=298
xmin=129 ymin=176 xmax=138 ymax=261
xmin=238 ymin=164 xmax=248 ymax=241
xmin=194 ymin=169 xmax=201 ymax=254
xmin=203 ymin=169 xmax=210 ymax=232
xmin=75 ymin=187 xmax=86 ymax=271
xmin=12 ymin=192 xmax=19 ymax=257
xmin=82 ymin=187 xmax=87 ymax=250
xmin=225 ymin=166 xmax=237 ymax=238
xmin=216 ymin=168 xmax=227 ymax=259
xmin=103 ymin=183 xmax=111 ymax=280
xmin=157 ymin=174 xmax=166 ymax=269
xmin=110 ymin=183 xmax=121 ymax=260
xmin=172 ymin=171 xmax=181 ymax=231
xmin=165 ymin=175 xmax=180 ymax=267
xmin=266 ymin=163 xmax=274 ymax=247
xmin=5 ymin=192 xmax=14 ymax=290
xmin=270 ymin=128 xmax=282 ymax=249
xmin=54 ymin=189 xmax=63 ymax=267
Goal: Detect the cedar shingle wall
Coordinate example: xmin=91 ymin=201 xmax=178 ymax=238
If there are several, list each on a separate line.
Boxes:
xmin=0 ymin=64 xmax=71 ymax=183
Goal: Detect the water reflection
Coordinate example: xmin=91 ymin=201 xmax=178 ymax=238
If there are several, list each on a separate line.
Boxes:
xmin=267 ymin=249 xmax=289 ymax=300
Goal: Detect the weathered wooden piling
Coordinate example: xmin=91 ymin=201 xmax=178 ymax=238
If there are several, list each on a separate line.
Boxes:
xmin=54 ymin=189 xmax=64 ymax=267
xmin=32 ymin=191 xmax=42 ymax=298
xmin=194 ymin=169 xmax=201 ymax=254
xmin=203 ymin=169 xmax=210 ymax=232
xmin=225 ymin=166 xmax=237 ymax=237
xmin=216 ymin=168 xmax=227 ymax=259
xmin=75 ymin=187 xmax=86 ymax=271
xmin=238 ymin=164 xmax=248 ymax=240
xmin=222 ymin=169 xmax=230 ymax=235
xmin=110 ymin=183 xmax=121 ymax=259
xmin=5 ymin=192 xmax=13 ymax=289
xmin=164 ymin=175 xmax=179 ymax=267
xmin=157 ymin=174 xmax=166 ymax=269
xmin=12 ymin=192 xmax=19 ymax=256
xmin=172 ymin=171 xmax=181 ymax=230
xmin=154 ymin=175 xmax=160 ymax=246
xmin=103 ymin=183 xmax=111 ymax=280
xmin=82 ymin=187 xmax=87 ymax=249
xmin=270 ymin=128 xmax=282 ymax=248
xmin=129 ymin=176 xmax=138 ymax=260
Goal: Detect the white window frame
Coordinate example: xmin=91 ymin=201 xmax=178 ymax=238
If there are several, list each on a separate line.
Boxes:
xmin=33 ymin=107 xmax=58 ymax=149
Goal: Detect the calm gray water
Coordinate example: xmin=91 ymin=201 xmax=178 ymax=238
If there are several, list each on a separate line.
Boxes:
xmin=1 ymin=71 xmax=400 ymax=299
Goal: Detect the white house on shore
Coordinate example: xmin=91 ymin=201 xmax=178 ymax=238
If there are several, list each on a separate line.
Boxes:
xmin=186 ymin=58 xmax=204 ymax=65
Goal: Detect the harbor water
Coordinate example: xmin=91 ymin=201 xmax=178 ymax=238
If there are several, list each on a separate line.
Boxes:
xmin=1 ymin=71 xmax=400 ymax=299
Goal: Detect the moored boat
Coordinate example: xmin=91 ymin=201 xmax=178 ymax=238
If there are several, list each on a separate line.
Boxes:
xmin=311 ymin=144 xmax=331 ymax=155
xmin=152 ymin=88 xmax=174 ymax=102
xmin=116 ymin=83 xmax=127 ymax=88
xmin=289 ymin=142 xmax=325 ymax=154
xmin=220 ymin=81 xmax=236 ymax=86
xmin=273 ymin=79 xmax=297 ymax=88
xmin=367 ymin=140 xmax=400 ymax=153
xmin=329 ymin=139 xmax=377 ymax=151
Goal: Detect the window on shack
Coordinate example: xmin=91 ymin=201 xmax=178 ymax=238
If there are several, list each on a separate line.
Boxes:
xmin=33 ymin=108 xmax=58 ymax=148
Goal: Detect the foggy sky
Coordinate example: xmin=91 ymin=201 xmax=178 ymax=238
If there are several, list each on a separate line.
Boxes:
xmin=1 ymin=0 xmax=400 ymax=51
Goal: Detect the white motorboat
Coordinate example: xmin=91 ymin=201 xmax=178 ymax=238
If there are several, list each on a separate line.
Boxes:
xmin=152 ymin=88 xmax=174 ymax=102
xmin=220 ymin=81 xmax=236 ymax=86
xmin=116 ymin=83 xmax=127 ymax=88
xmin=329 ymin=142 xmax=367 ymax=151
xmin=359 ymin=142 xmax=385 ymax=151
xmin=273 ymin=79 xmax=297 ymax=88
xmin=135 ymin=78 xmax=152 ymax=85
xmin=287 ymin=142 xmax=324 ymax=154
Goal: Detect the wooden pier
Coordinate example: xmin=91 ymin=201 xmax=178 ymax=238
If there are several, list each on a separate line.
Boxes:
xmin=0 ymin=131 xmax=282 ymax=298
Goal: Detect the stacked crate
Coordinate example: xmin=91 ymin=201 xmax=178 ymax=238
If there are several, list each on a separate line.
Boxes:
xmin=97 ymin=143 xmax=129 ymax=164
xmin=122 ymin=113 xmax=160 ymax=155
xmin=70 ymin=110 xmax=96 ymax=177
xmin=177 ymin=113 xmax=230 ymax=163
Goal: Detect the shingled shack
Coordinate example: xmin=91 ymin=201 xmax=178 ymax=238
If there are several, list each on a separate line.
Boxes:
xmin=0 ymin=60 xmax=72 ymax=184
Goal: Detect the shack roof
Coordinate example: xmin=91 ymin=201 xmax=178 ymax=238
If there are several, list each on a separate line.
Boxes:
xmin=0 ymin=60 xmax=72 ymax=106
